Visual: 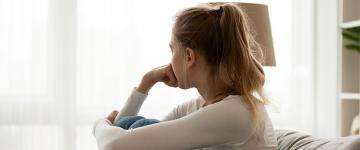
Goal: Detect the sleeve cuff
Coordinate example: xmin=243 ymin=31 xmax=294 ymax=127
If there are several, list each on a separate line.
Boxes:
xmin=92 ymin=118 xmax=112 ymax=136
xmin=131 ymin=87 xmax=148 ymax=100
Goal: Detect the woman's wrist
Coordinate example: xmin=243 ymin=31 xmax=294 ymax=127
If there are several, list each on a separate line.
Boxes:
xmin=136 ymin=73 xmax=156 ymax=94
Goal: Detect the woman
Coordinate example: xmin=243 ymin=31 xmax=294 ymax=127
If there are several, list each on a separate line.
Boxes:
xmin=93 ymin=3 xmax=277 ymax=150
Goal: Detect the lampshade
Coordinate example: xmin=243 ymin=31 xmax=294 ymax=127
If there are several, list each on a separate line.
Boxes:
xmin=208 ymin=2 xmax=276 ymax=66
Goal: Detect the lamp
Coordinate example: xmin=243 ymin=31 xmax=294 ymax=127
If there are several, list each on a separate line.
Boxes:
xmin=208 ymin=2 xmax=276 ymax=66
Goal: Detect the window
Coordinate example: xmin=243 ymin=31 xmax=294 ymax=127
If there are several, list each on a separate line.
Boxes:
xmin=0 ymin=0 xmax=315 ymax=149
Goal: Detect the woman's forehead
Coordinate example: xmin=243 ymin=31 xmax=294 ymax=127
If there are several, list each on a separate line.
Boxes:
xmin=169 ymin=37 xmax=176 ymax=47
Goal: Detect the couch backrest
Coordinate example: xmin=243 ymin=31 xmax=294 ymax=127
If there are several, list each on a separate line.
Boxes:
xmin=275 ymin=129 xmax=360 ymax=150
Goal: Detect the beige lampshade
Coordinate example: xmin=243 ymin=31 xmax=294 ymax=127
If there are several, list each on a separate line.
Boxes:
xmin=208 ymin=2 xmax=276 ymax=66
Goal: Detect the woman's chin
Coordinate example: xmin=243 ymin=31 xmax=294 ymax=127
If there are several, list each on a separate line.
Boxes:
xmin=177 ymin=83 xmax=192 ymax=89
xmin=178 ymin=86 xmax=187 ymax=89
xmin=177 ymin=84 xmax=185 ymax=89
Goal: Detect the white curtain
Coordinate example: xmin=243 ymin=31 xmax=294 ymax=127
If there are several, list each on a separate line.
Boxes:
xmin=0 ymin=0 xmax=315 ymax=149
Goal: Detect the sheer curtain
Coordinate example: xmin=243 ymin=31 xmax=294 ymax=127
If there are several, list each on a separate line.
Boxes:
xmin=0 ymin=0 xmax=314 ymax=149
xmin=264 ymin=0 xmax=315 ymax=133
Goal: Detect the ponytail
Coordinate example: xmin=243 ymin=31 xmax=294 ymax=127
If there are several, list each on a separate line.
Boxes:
xmin=218 ymin=3 xmax=267 ymax=141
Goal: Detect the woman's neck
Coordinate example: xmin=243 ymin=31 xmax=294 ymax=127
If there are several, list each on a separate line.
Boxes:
xmin=195 ymin=75 xmax=228 ymax=106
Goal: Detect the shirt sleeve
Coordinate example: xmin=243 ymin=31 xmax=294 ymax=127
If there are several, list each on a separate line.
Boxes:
xmin=160 ymin=97 xmax=201 ymax=122
xmin=113 ymin=87 xmax=148 ymax=123
xmin=93 ymin=98 xmax=255 ymax=150
xmin=159 ymin=106 xmax=178 ymax=122
xmin=160 ymin=100 xmax=189 ymax=122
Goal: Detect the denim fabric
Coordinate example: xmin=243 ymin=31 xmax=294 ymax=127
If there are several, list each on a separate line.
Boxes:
xmin=114 ymin=116 xmax=160 ymax=129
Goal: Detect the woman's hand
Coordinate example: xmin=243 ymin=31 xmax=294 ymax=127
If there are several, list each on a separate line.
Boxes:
xmin=137 ymin=64 xmax=178 ymax=94
xmin=147 ymin=64 xmax=178 ymax=87
xmin=106 ymin=110 xmax=119 ymax=124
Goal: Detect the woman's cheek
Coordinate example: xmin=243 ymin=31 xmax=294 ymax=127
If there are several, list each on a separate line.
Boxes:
xmin=171 ymin=64 xmax=180 ymax=83
xmin=171 ymin=60 xmax=183 ymax=87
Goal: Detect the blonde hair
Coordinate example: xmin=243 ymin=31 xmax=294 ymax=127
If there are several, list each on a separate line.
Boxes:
xmin=172 ymin=2 xmax=268 ymax=140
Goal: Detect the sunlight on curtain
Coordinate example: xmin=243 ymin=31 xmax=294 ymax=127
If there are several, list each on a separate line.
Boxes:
xmin=0 ymin=0 xmax=56 ymax=150
xmin=0 ymin=0 xmax=314 ymax=149
xmin=265 ymin=0 xmax=315 ymax=133
xmin=0 ymin=0 xmax=48 ymax=94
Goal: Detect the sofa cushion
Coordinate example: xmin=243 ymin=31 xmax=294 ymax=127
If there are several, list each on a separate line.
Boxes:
xmin=275 ymin=129 xmax=360 ymax=150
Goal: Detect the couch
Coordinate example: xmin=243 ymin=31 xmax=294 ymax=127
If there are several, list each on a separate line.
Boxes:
xmin=275 ymin=129 xmax=360 ymax=150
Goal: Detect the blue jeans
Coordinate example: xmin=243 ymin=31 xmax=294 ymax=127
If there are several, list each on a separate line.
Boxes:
xmin=114 ymin=116 xmax=160 ymax=129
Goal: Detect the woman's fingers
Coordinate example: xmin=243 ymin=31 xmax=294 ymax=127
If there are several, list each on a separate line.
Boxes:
xmin=165 ymin=64 xmax=178 ymax=87
xmin=106 ymin=110 xmax=119 ymax=124
xmin=146 ymin=63 xmax=178 ymax=87
xmin=158 ymin=64 xmax=177 ymax=87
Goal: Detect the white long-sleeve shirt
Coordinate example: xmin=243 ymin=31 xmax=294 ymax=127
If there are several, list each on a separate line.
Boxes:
xmin=93 ymin=88 xmax=278 ymax=150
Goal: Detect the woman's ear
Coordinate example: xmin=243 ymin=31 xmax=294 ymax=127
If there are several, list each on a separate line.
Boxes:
xmin=185 ymin=48 xmax=196 ymax=67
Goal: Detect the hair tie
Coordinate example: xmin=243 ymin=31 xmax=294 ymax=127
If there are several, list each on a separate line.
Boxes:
xmin=218 ymin=6 xmax=224 ymax=16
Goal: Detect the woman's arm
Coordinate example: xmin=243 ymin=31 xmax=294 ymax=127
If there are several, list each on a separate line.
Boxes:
xmin=114 ymin=64 xmax=178 ymax=123
xmin=93 ymin=98 xmax=254 ymax=150
xmin=113 ymin=87 xmax=148 ymax=122
xmin=160 ymin=98 xmax=199 ymax=122
xmin=93 ymin=64 xmax=255 ymax=149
